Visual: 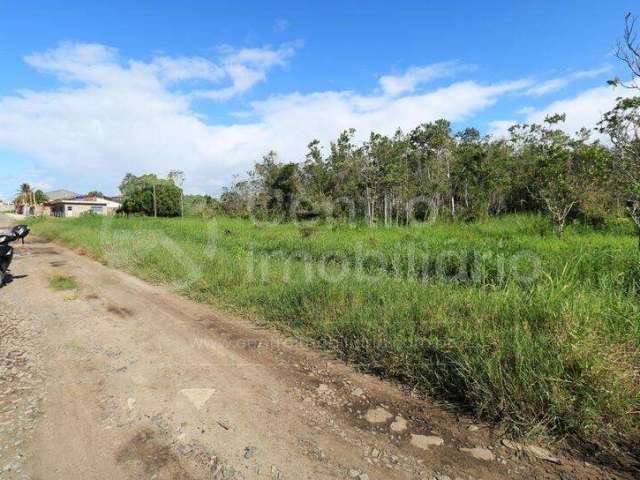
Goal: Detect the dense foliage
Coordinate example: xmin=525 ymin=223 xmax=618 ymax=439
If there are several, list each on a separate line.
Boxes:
xmin=218 ymin=117 xmax=626 ymax=235
xmin=118 ymin=173 xmax=182 ymax=217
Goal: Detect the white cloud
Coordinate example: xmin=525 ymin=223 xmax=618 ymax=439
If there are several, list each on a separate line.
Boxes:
xmin=24 ymin=41 xmax=297 ymax=103
xmin=193 ymin=43 xmax=299 ymax=100
xmin=523 ymin=65 xmax=612 ymax=97
xmin=487 ymin=120 xmax=517 ymax=139
xmin=378 ymin=62 xmax=473 ymax=96
xmin=524 ymin=84 xmax=631 ymax=136
xmin=25 ymin=42 xmax=119 ymax=81
xmin=0 ymin=42 xmax=535 ymax=197
xmin=151 ymin=56 xmax=224 ymax=83
xmin=489 ymin=83 xmax=631 ymax=139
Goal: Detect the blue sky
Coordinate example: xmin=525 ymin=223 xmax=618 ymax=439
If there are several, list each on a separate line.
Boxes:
xmin=0 ymin=1 xmax=636 ymax=200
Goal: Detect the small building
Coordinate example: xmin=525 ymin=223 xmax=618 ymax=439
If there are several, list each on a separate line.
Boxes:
xmin=48 ymin=196 xmax=121 ymax=217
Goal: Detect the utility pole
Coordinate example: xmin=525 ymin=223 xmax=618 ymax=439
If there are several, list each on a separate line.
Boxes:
xmin=153 ymin=184 xmax=157 ymax=218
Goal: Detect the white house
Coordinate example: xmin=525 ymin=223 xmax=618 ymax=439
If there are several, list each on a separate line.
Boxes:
xmin=47 ymin=196 xmax=121 ymax=217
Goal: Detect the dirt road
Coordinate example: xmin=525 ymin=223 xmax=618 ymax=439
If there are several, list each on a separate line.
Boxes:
xmin=0 ymin=216 xmax=636 ymax=480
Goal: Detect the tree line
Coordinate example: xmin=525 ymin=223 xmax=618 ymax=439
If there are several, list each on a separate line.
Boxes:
xmin=219 ymin=117 xmax=613 ymax=234
xmin=216 ymin=14 xmax=640 ymax=243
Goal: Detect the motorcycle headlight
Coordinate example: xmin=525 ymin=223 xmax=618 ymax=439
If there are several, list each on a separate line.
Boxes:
xmin=4 ymin=250 xmax=11 ymax=256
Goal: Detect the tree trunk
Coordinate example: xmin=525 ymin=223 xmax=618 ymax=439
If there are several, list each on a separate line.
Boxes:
xmin=464 ymin=182 xmax=469 ymax=208
xmin=628 ymin=204 xmax=640 ymax=250
xmin=369 ymin=199 xmax=375 ymax=226
xmin=365 ymin=187 xmax=372 ymax=226
xmin=394 ymin=202 xmax=400 ymax=226
xmin=384 ymin=193 xmax=389 ymax=227
xmin=429 ymin=197 xmax=439 ymax=223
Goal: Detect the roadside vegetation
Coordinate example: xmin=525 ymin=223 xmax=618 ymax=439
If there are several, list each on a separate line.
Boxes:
xmin=29 ymin=213 xmax=640 ymax=448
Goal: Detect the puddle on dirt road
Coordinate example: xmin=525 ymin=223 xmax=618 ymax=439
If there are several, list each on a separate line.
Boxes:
xmin=107 ymin=304 xmax=134 ymax=318
xmin=115 ymin=427 xmax=193 ymax=479
xmin=24 ymin=247 xmax=60 ymax=255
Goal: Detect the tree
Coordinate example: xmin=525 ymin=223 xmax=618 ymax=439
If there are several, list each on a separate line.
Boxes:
xmin=248 ymin=151 xmax=302 ymax=219
xmin=454 ymin=128 xmax=493 ymax=219
xmin=34 ymin=190 xmax=48 ymax=204
xmin=381 ymin=130 xmax=410 ymax=225
xmin=408 ymin=120 xmax=454 ymax=222
xmin=168 ymin=170 xmax=185 ymax=217
xmin=600 ymin=13 xmax=640 ymax=246
xmin=271 ymin=163 xmax=300 ymax=219
xmin=609 ymin=13 xmax=640 ymax=89
xmin=300 ymin=139 xmax=332 ymax=218
xmin=184 ymin=194 xmax=220 ymax=217
xmin=86 ymin=190 xmax=104 ymax=198
xmin=15 ymin=183 xmax=31 ymax=204
xmin=509 ymin=115 xmax=588 ymax=235
xmin=220 ymin=182 xmax=250 ymax=217
xmin=119 ymin=173 xmax=181 ymax=216
xmin=600 ymin=98 xmax=640 ymax=245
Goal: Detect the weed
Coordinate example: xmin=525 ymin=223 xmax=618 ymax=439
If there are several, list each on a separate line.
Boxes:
xmin=48 ymin=273 xmax=78 ymax=291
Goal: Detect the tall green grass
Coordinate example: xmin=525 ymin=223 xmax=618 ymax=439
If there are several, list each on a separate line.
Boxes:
xmin=28 ymin=214 xmax=640 ymax=445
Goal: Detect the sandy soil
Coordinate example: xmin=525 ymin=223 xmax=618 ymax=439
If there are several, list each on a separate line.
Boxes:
xmin=0 ymin=216 xmax=637 ymax=480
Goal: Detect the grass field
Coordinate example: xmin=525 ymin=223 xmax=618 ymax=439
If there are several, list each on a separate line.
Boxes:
xmin=28 ymin=214 xmax=640 ymax=446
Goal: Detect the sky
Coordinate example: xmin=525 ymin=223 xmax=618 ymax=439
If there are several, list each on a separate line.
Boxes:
xmin=0 ymin=1 xmax=637 ymax=200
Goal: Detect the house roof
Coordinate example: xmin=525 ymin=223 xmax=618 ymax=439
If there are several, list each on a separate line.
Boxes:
xmin=46 ymin=195 xmax=121 ymax=207
xmin=45 ymin=189 xmax=78 ymax=201
xmin=47 ymin=199 xmax=108 ymax=206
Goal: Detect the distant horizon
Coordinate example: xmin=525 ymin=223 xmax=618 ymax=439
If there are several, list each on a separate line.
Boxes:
xmin=1 ymin=1 xmax=637 ymax=200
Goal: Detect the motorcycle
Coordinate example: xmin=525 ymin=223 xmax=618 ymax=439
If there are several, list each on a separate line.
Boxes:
xmin=0 ymin=224 xmax=30 ymax=286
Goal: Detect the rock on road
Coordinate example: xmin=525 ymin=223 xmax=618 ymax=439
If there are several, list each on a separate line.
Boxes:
xmin=0 ymin=215 xmax=634 ymax=480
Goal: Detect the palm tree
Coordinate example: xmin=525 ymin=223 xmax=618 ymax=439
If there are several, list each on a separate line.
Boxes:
xmin=16 ymin=183 xmax=31 ymax=201
xmin=16 ymin=183 xmax=32 ymax=214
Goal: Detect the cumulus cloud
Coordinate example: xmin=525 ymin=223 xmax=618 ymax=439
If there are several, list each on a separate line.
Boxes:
xmin=378 ymin=62 xmax=472 ymax=96
xmin=523 ymin=65 xmax=612 ymax=97
xmin=151 ymin=56 xmax=225 ymax=83
xmin=24 ymin=41 xmax=298 ymax=101
xmin=0 ymin=42 xmax=537 ymax=197
xmin=489 ymin=83 xmax=631 ymax=139
xmin=193 ymin=43 xmax=300 ymax=100
xmin=524 ymin=84 xmax=632 ymax=135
